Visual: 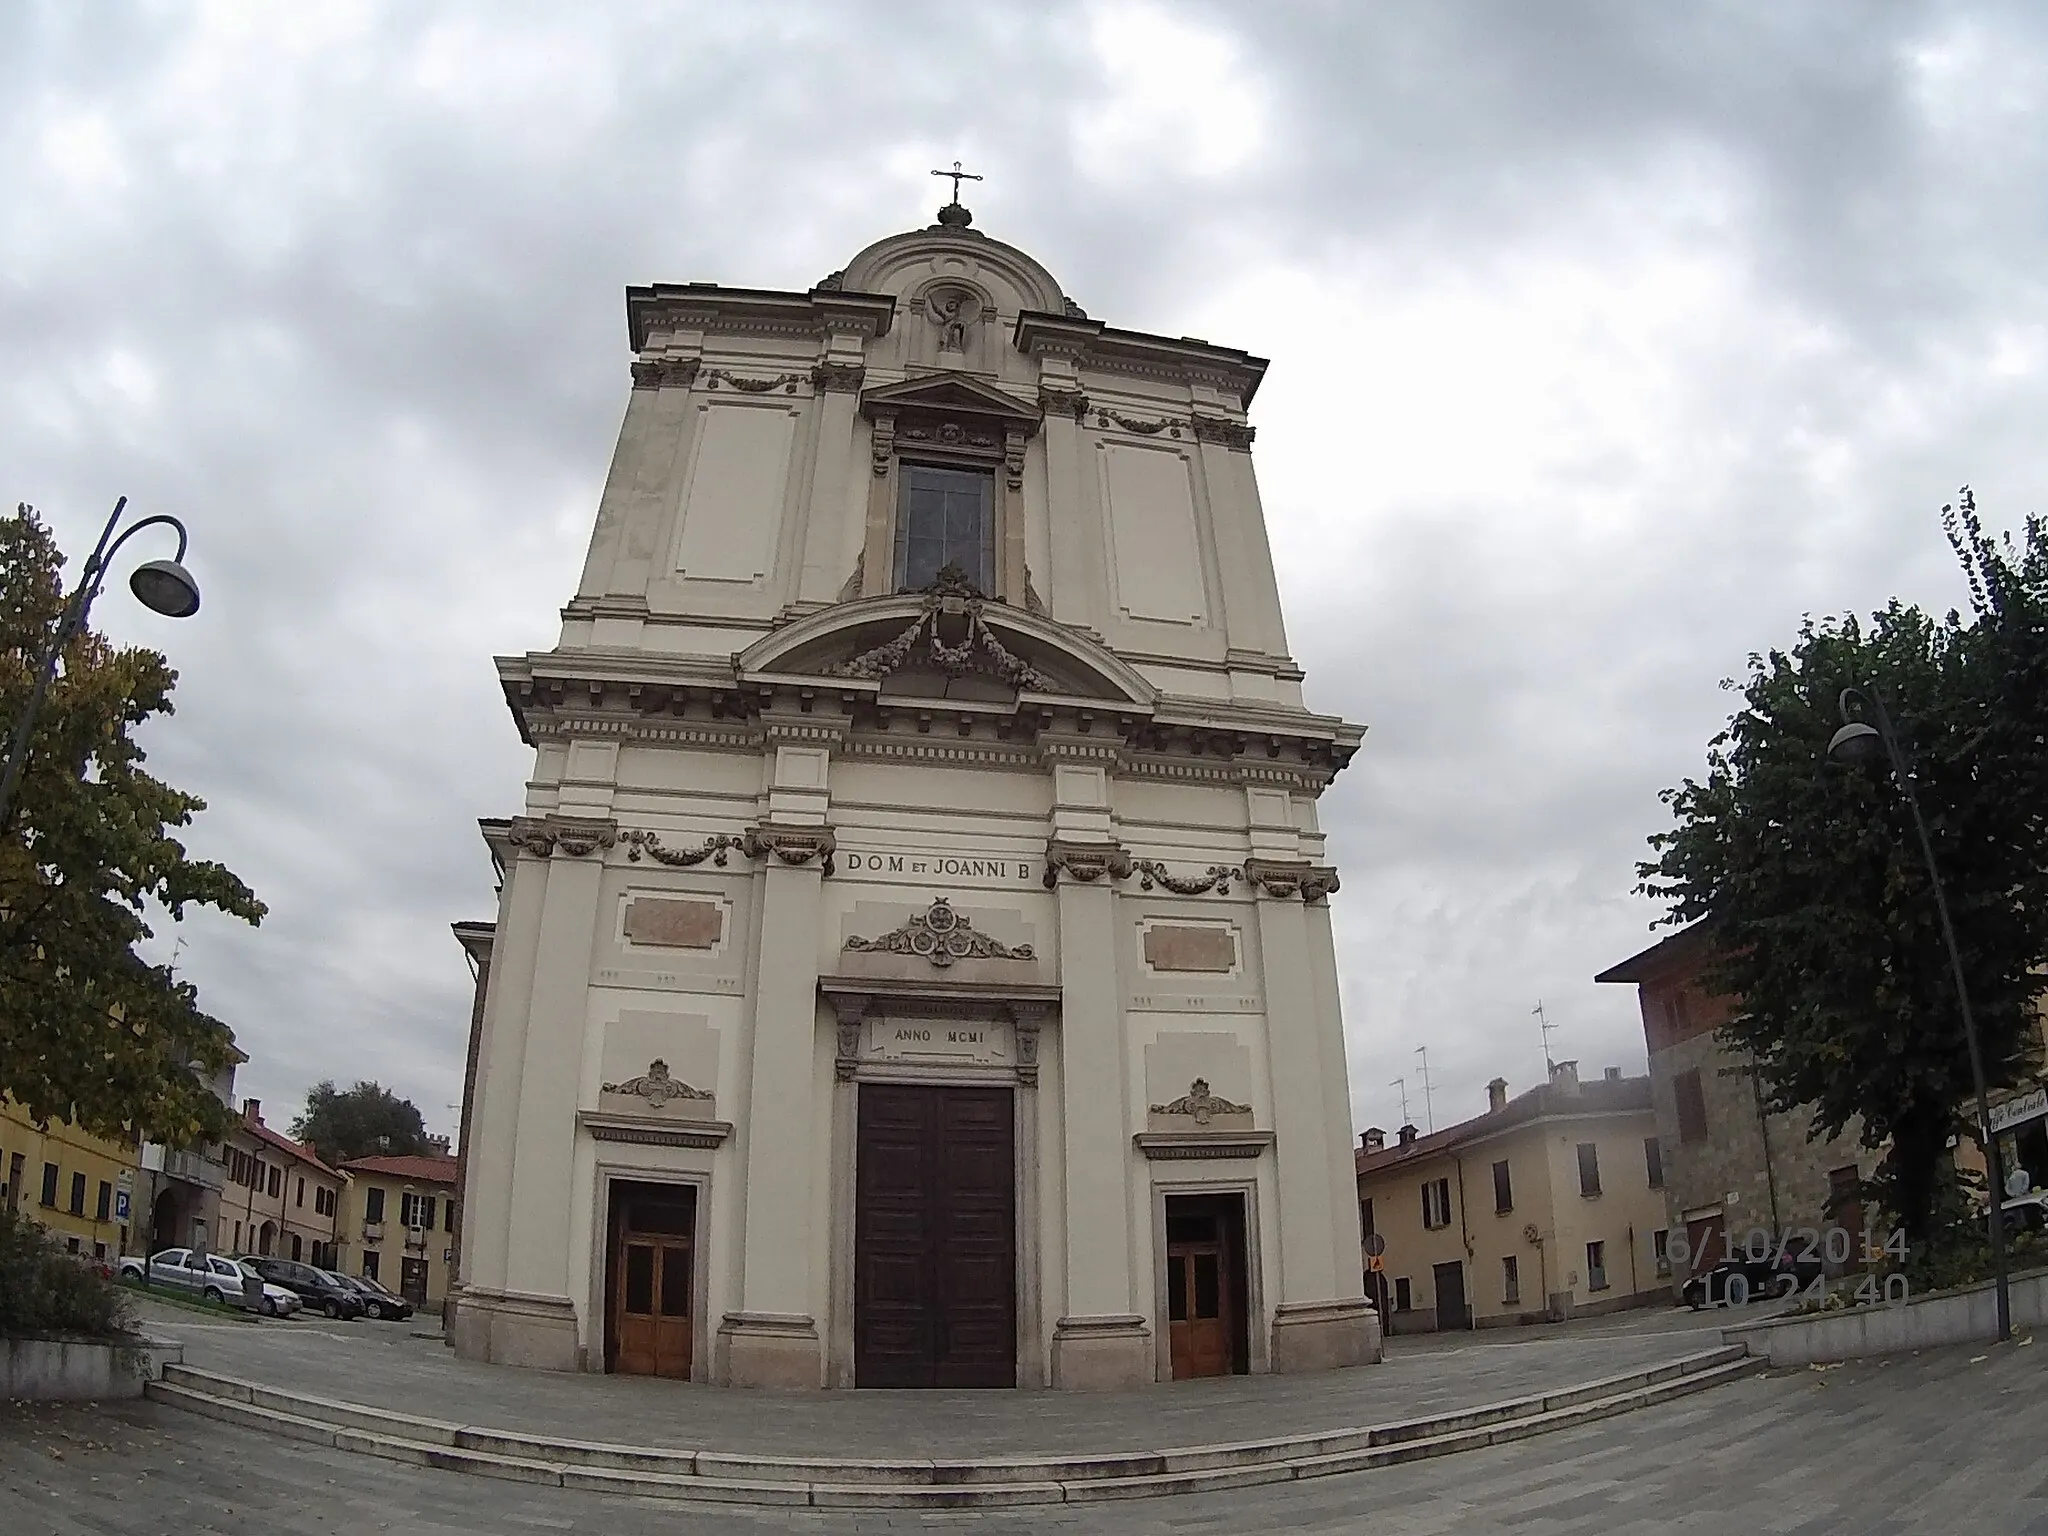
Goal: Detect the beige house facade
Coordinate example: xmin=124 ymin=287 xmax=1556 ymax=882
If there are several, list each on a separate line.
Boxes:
xmin=1355 ymin=1063 xmax=1671 ymax=1331
xmin=452 ymin=198 xmax=1377 ymax=1389
xmin=218 ymin=1100 xmax=344 ymax=1268
xmin=338 ymin=1151 xmax=461 ymax=1307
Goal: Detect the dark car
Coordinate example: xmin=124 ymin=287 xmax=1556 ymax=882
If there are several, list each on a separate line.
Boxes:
xmin=339 ymin=1273 xmax=413 ymax=1322
xmin=1682 ymin=1250 xmax=1824 ymax=1310
xmin=243 ymin=1257 xmax=365 ymax=1319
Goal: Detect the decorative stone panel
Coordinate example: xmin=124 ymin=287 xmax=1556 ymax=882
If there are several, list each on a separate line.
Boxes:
xmin=1141 ymin=924 xmax=1237 ymax=974
xmin=622 ymin=897 xmax=725 ymax=950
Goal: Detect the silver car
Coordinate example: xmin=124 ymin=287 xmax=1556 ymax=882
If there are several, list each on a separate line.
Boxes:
xmin=117 ymin=1248 xmax=297 ymax=1313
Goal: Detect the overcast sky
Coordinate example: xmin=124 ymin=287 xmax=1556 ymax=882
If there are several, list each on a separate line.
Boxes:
xmin=6 ymin=2 xmax=2045 ymax=1144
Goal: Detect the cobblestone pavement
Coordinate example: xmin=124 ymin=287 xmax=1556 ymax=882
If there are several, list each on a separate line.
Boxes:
xmin=121 ymin=1297 xmax=1741 ymax=1457
xmin=3 ymin=1336 xmax=2044 ymax=1533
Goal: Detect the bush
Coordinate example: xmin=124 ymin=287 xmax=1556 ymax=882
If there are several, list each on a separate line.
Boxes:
xmin=0 ymin=1207 xmax=134 ymax=1338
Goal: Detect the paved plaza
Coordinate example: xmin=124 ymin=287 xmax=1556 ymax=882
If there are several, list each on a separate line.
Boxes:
xmin=3 ymin=1331 xmax=2044 ymax=1534
xmin=115 ymin=1298 xmax=1741 ymax=1459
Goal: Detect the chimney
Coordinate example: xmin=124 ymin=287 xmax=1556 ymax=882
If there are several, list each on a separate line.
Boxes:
xmin=241 ymin=1098 xmax=262 ymax=1125
xmin=1397 ymin=1123 xmax=1419 ymax=1147
xmin=1361 ymin=1127 xmax=1386 ymax=1154
xmin=1486 ymin=1077 xmax=1508 ymax=1113
xmin=1549 ymin=1060 xmax=1579 ymax=1091
xmin=1603 ymin=1066 xmax=1622 ymax=1083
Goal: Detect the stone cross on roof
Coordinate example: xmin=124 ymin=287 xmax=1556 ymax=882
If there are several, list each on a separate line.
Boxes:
xmin=931 ymin=159 xmax=983 ymax=203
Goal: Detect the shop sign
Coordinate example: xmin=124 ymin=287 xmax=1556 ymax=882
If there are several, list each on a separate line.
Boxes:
xmin=1989 ymin=1086 xmax=2048 ymax=1136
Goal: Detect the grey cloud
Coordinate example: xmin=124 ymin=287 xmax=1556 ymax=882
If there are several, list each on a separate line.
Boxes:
xmin=3 ymin=1 xmax=2044 ymax=1142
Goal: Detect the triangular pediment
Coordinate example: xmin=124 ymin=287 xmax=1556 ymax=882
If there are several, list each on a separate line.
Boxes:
xmin=860 ymin=372 xmax=1043 ymax=430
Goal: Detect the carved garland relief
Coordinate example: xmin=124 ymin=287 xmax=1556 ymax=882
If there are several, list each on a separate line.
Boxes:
xmin=1042 ymin=840 xmax=1337 ymax=901
xmin=829 ymin=565 xmax=1051 ymax=691
xmin=843 ymin=898 xmax=1035 ymax=968
xmin=601 ymin=1059 xmax=713 ymax=1109
xmin=1149 ymin=1078 xmax=1253 ymax=1125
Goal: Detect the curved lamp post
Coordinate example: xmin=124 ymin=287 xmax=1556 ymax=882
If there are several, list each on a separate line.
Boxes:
xmin=0 ymin=496 xmax=200 ymax=833
xmin=1826 ymin=684 xmax=2010 ymax=1343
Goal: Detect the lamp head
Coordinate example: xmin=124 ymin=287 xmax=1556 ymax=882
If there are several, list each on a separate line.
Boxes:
xmin=129 ymin=559 xmax=201 ymax=618
xmin=1826 ymin=720 xmax=1885 ymax=769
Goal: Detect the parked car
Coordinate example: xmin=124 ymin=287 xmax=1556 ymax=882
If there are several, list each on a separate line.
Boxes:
xmin=1682 ymin=1249 xmax=1824 ymax=1310
xmin=337 ymin=1273 xmax=413 ymax=1322
xmin=224 ymin=1259 xmax=303 ymax=1318
xmin=117 ymin=1248 xmax=253 ymax=1305
xmin=241 ymin=1257 xmax=365 ymax=1319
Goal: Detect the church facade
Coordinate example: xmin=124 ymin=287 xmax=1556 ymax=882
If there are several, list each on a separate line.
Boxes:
xmin=451 ymin=198 xmax=1378 ymax=1389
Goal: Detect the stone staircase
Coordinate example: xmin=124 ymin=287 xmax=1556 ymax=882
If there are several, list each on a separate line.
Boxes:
xmin=145 ymin=1345 xmax=1753 ymax=1509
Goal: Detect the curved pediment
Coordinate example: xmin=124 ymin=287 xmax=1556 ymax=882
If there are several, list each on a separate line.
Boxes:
xmin=739 ymin=577 xmax=1155 ymax=710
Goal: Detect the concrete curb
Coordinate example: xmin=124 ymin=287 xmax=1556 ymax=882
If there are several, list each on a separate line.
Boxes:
xmin=1722 ymin=1267 xmax=2048 ymax=1366
xmin=144 ymin=1346 xmax=1754 ymax=1508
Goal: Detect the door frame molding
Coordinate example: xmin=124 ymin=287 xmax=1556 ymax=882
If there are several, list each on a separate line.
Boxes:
xmin=1149 ymin=1177 xmax=1264 ymax=1382
xmin=588 ymin=1165 xmax=711 ymax=1381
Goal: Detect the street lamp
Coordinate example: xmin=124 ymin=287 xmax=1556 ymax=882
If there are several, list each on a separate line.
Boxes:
xmin=1826 ymin=684 xmax=2010 ymax=1343
xmin=0 ymin=497 xmax=201 ymax=834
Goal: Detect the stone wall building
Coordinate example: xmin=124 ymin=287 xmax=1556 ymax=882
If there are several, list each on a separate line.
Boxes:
xmin=1597 ymin=923 xmax=1883 ymax=1288
xmin=452 ymin=195 xmax=1376 ymax=1389
xmin=1354 ymin=1062 xmax=1669 ymax=1331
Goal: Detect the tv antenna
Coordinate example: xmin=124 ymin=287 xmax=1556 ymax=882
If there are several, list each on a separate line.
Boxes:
xmin=1389 ymin=1075 xmax=1411 ymax=1127
xmin=1413 ymin=1046 xmax=1436 ymax=1134
xmin=1534 ymin=1000 xmax=1560 ymax=1074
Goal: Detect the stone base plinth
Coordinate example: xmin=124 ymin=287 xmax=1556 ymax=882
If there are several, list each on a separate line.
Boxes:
xmin=717 ymin=1312 xmax=822 ymax=1388
xmin=1271 ymin=1297 xmax=1380 ymax=1372
xmin=447 ymin=1289 xmax=582 ymax=1372
xmin=1050 ymin=1314 xmax=1153 ymax=1390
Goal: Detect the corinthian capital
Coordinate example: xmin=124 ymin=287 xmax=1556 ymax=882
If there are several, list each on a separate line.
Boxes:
xmin=507 ymin=814 xmax=619 ymax=859
xmin=1042 ymin=839 xmax=1135 ymax=889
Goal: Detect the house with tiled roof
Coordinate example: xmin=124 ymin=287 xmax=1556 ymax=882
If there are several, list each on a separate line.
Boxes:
xmin=219 ymin=1099 xmax=344 ymax=1267
xmin=1354 ymin=1061 xmax=1669 ymax=1332
xmin=336 ymin=1146 xmax=460 ymax=1309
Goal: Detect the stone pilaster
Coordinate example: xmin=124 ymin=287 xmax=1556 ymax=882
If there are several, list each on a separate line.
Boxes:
xmin=474 ymin=815 xmax=615 ymax=1371
xmin=1046 ymin=850 xmax=1151 ymax=1389
xmin=797 ymin=356 xmax=864 ymax=606
xmin=1037 ymin=379 xmax=1106 ymax=631
xmin=1246 ymin=858 xmax=1379 ymax=1372
xmin=718 ymin=821 xmax=833 ymax=1387
xmin=592 ymin=358 xmax=697 ymax=604
xmin=449 ymin=838 xmax=549 ymax=1365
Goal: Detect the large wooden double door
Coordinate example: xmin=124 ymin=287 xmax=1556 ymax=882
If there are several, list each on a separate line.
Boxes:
xmin=854 ymin=1084 xmax=1016 ymax=1388
xmin=606 ymin=1184 xmax=696 ymax=1379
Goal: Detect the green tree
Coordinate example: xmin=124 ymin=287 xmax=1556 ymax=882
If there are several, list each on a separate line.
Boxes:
xmin=0 ymin=505 xmax=262 ymax=1147
xmin=1640 ymin=493 xmax=2048 ymax=1251
xmin=290 ymin=1080 xmax=431 ymax=1164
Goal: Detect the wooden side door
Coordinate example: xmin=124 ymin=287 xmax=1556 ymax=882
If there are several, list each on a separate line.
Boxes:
xmin=611 ymin=1234 xmax=693 ymax=1379
xmin=1166 ymin=1224 xmax=1233 ymax=1378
